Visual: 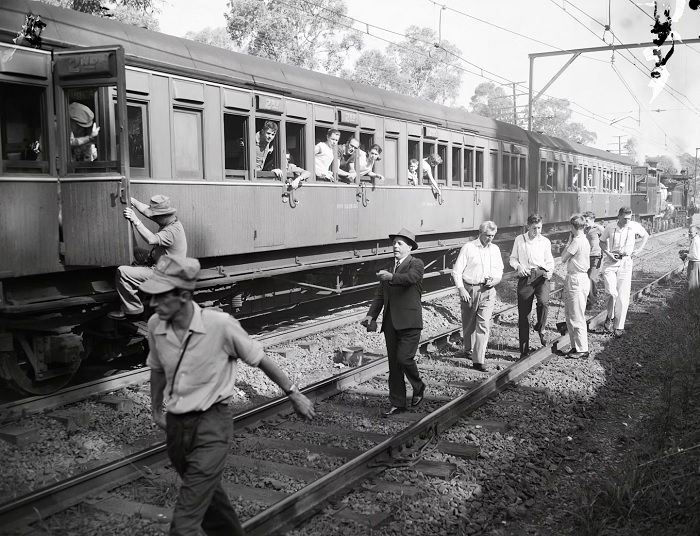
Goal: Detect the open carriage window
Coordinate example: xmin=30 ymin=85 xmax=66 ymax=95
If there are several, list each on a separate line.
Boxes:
xmin=0 ymin=82 xmax=48 ymax=174
xmin=66 ymin=87 xmax=119 ymax=173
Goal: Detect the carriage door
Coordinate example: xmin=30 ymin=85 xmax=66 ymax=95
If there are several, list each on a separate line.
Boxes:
xmin=53 ymin=46 xmax=132 ymax=266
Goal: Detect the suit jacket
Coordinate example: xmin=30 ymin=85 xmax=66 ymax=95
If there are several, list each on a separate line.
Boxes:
xmin=367 ymin=255 xmax=424 ymax=331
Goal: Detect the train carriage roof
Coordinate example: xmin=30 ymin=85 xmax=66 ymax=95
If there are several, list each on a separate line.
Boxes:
xmin=527 ymin=132 xmax=636 ymax=166
xmin=2 ymin=0 xmax=633 ymax=167
xmin=1 ymin=0 xmax=529 ymax=143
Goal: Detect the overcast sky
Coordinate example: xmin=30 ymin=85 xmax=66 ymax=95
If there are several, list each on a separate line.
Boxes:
xmin=158 ymin=0 xmax=700 ymax=164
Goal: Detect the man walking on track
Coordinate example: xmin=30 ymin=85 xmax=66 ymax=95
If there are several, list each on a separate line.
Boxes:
xmin=361 ymin=228 xmax=427 ymax=417
xmin=142 ymin=256 xmax=314 ymax=536
xmin=451 ymin=221 xmax=504 ymax=371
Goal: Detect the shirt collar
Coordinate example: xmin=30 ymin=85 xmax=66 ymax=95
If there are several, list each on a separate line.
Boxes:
xmin=472 ymin=237 xmax=489 ymax=248
xmin=153 ymin=302 xmax=207 ymax=335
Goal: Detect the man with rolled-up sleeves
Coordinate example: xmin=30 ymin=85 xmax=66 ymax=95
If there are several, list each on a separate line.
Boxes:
xmin=451 ymin=221 xmax=504 ymax=371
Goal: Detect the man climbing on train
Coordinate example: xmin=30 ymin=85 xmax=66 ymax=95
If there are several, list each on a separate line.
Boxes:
xmin=108 ymin=195 xmax=187 ymax=320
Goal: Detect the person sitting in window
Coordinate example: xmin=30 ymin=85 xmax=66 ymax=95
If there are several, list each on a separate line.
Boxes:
xmin=337 ymin=137 xmax=360 ymax=183
xmin=69 ymin=102 xmax=100 ymax=162
xmin=408 ymin=158 xmax=420 ymax=186
xmin=585 ymin=173 xmax=594 ymax=190
xmin=357 ymin=144 xmax=384 ymax=183
xmin=314 ymin=128 xmax=340 ymax=181
xmin=423 ymin=153 xmax=442 ymax=196
xmin=273 ymin=152 xmax=311 ymax=198
xmin=255 ymin=121 xmax=278 ymax=172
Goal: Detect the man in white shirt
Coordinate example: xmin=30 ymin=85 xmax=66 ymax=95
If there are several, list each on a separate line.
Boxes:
xmin=599 ymin=207 xmax=649 ymax=337
xmin=314 ymin=128 xmax=340 ymax=181
xmin=680 ymin=224 xmax=700 ymax=309
xmin=561 ymin=214 xmax=591 ymax=358
xmin=509 ymin=213 xmax=555 ymax=357
xmin=452 ymin=221 xmax=504 ymax=371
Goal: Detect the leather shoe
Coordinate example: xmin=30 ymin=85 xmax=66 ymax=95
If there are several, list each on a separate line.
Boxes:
xmin=520 ymin=347 xmax=535 ymax=359
xmin=382 ymin=406 xmax=406 ymax=417
xmin=538 ymin=331 xmax=549 ymax=346
xmin=566 ymin=350 xmax=590 ymax=359
xmin=603 ymin=316 xmax=613 ymax=332
xmin=411 ymin=382 xmax=426 ymax=407
xmin=472 ymin=362 xmax=488 ymax=372
xmin=614 ymin=329 xmax=624 ymax=338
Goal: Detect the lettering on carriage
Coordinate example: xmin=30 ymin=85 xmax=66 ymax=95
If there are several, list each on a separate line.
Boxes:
xmin=335 ymin=203 xmax=358 ymax=210
xmin=338 ymin=110 xmax=358 ymax=125
xmin=55 ymin=52 xmax=113 ymax=78
xmin=256 ymin=95 xmax=283 ymax=113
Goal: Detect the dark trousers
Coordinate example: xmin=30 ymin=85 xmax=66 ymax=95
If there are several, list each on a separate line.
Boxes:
xmin=587 ymin=255 xmax=602 ymax=306
xmin=166 ymin=403 xmax=243 ymax=536
xmin=383 ymin=307 xmax=423 ymax=408
xmin=517 ymin=277 xmax=550 ymax=354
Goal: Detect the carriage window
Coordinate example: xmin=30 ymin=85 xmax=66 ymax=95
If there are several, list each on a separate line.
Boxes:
xmin=224 ymin=114 xmax=247 ymax=178
xmin=0 ymin=83 xmax=47 ymax=174
xmin=173 ymin=107 xmax=203 ymax=179
xmin=115 ymin=101 xmax=149 ymax=177
xmin=464 ymin=147 xmax=474 ymax=187
xmin=285 ymin=122 xmax=305 ymax=171
xmin=502 ymin=154 xmax=510 ymax=189
xmin=359 ymin=132 xmax=374 ymax=153
xmin=451 ymin=146 xmax=462 ymax=186
xmin=490 ymin=150 xmax=498 ymax=188
xmin=475 ymin=150 xmax=484 ymax=186
xmin=436 ymin=143 xmax=447 ymax=185
xmin=383 ymin=137 xmax=398 ymax=185
xmin=519 ymin=156 xmax=527 ymax=189
xmin=67 ymin=87 xmax=118 ymax=173
xmin=254 ymin=119 xmax=280 ymax=178
xmin=511 ymin=156 xmax=518 ymax=190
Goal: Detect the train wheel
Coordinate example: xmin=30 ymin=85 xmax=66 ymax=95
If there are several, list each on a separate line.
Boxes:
xmin=0 ymin=333 xmax=82 ymax=396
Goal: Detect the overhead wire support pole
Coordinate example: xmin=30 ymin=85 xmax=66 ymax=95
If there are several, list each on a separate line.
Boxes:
xmin=526 ymin=37 xmax=700 ymax=132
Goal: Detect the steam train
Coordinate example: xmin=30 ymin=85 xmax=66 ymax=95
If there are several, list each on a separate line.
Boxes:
xmin=0 ymin=0 xmax=661 ymax=394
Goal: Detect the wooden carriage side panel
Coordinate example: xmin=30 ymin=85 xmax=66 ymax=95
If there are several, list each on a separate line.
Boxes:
xmin=0 ymin=180 xmax=62 ymax=277
xmin=282 ymin=186 xmax=335 ymax=248
xmin=149 ymin=75 xmax=172 ymax=180
xmin=203 ymin=84 xmax=223 ymax=181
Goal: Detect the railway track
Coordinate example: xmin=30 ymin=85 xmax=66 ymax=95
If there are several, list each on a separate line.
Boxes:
xmin=0 ymin=242 xmax=686 ymax=534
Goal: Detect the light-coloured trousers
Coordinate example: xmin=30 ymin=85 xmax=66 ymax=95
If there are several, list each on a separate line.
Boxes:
xmin=460 ymin=286 xmax=496 ymax=365
xmin=564 ymin=273 xmax=590 ymax=352
xmin=602 ymin=257 xmax=633 ymax=330
xmin=116 ymin=265 xmax=153 ymax=314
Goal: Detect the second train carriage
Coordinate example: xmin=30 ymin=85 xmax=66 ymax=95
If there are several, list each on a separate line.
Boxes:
xmin=0 ymin=0 xmax=654 ymax=393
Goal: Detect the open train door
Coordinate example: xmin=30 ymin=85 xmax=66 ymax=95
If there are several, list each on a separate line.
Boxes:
xmin=53 ymin=46 xmax=132 ymax=266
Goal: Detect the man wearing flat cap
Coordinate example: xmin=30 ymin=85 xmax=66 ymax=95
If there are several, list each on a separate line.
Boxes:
xmin=362 ymin=228 xmax=427 ymax=417
xmin=109 ymin=195 xmax=188 ymax=320
xmin=141 ymin=256 xmax=314 ymax=536
xmin=68 ymin=102 xmax=100 ymax=162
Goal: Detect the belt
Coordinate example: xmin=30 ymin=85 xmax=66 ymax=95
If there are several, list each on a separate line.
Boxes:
xmin=689 ymin=259 xmax=700 ymax=263
xmin=169 ymin=399 xmax=230 ymax=417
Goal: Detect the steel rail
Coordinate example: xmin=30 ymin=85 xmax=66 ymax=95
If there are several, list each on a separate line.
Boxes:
xmin=242 ymin=263 xmax=686 ymax=535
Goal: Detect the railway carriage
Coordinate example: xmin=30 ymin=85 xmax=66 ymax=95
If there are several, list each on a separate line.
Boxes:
xmin=0 ymin=0 xmax=653 ymax=394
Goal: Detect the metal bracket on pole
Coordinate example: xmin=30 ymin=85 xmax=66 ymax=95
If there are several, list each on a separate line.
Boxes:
xmin=534 ymin=52 xmax=580 ymax=103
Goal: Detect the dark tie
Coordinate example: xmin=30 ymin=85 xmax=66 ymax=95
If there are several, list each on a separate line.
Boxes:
xmin=394 ymin=260 xmax=399 ymax=273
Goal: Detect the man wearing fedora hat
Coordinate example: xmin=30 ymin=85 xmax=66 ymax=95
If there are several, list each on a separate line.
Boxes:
xmin=361 ymin=228 xmax=427 ymax=416
xmin=141 ymin=256 xmax=314 ymax=535
xmin=109 ymin=195 xmax=188 ymax=320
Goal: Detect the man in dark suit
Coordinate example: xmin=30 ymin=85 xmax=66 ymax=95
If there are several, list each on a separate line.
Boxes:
xmin=361 ymin=228 xmax=427 ymax=417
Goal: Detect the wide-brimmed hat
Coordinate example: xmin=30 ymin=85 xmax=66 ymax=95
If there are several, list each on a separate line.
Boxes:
xmin=388 ymin=227 xmax=418 ymax=250
xmin=68 ymin=102 xmax=94 ymax=128
xmin=139 ymin=256 xmax=200 ymax=295
xmin=142 ymin=195 xmax=177 ymax=217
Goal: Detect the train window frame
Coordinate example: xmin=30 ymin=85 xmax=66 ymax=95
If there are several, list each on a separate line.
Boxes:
xmin=285 ymin=121 xmax=306 ymax=177
xmin=451 ymin=145 xmax=462 ymax=187
xmin=407 ymin=138 xmax=420 ymax=186
xmin=172 ymin=106 xmax=204 ymax=180
xmin=224 ymin=112 xmax=248 ymax=179
xmin=314 ymin=125 xmax=340 ymax=182
xmin=519 ymin=155 xmax=527 ymax=190
xmin=464 ymin=146 xmax=474 ymax=187
xmin=253 ymin=117 xmax=281 ymax=180
xmin=337 ymin=127 xmax=359 ymax=184
xmin=113 ymin=99 xmax=150 ymax=178
xmin=510 ymin=155 xmax=518 ymax=190
xmin=436 ymin=142 xmax=447 ymax=185
xmin=475 ymin=149 xmax=484 ymax=187
xmin=0 ymin=81 xmax=49 ymax=175
xmin=66 ymin=86 xmax=120 ymax=174
xmin=382 ymin=135 xmax=398 ymax=185
xmin=422 ymin=140 xmax=437 ymax=186
xmin=490 ymin=150 xmax=498 ymax=189
xmin=501 ymin=153 xmax=510 ymax=189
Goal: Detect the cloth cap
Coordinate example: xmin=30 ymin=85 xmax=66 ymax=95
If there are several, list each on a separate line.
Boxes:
xmin=139 ymin=256 xmax=200 ymax=295
xmin=388 ymin=227 xmax=418 ymax=250
xmin=142 ymin=194 xmax=177 ymax=217
xmin=68 ymin=102 xmax=94 ymax=128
